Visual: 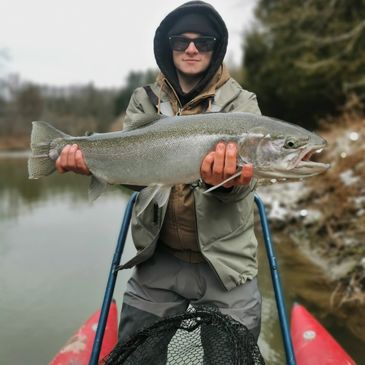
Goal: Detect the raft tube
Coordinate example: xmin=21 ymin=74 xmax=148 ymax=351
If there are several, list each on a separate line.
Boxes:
xmin=49 ymin=299 xmax=118 ymax=365
xmin=291 ymin=303 xmax=356 ymax=365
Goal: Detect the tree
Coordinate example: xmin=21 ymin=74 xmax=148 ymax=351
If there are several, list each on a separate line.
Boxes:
xmin=16 ymin=84 xmax=43 ymax=121
xmin=0 ymin=49 xmax=9 ymax=114
xmin=243 ymin=0 xmax=365 ymax=128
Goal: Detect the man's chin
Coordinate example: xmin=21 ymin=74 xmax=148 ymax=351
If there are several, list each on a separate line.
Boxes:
xmin=179 ymin=69 xmax=206 ymax=78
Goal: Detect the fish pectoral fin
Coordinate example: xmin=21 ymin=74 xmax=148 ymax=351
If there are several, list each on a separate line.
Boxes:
xmin=136 ymin=184 xmax=171 ymax=217
xmin=88 ymin=176 xmax=108 ymax=201
xmin=204 ymin=170 xmax=242 ymax=193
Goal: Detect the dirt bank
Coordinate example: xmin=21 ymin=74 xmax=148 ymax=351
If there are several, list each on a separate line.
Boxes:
xmin=0 ymin=135 xmax=30 ymax=151
xmin=257 ymin=107 xmax=365 ymax=340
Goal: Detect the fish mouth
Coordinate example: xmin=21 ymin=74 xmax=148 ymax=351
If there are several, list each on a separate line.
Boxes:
xmin=293 ymin=145 xmax=330 ymax=174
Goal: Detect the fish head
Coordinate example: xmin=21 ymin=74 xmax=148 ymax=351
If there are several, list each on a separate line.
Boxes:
xmin=238 ymin=117 xmax=330 ymax=179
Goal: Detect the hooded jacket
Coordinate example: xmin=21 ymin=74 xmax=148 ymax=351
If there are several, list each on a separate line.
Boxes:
xmin=119 ymin=1 xmax=262 ymax=290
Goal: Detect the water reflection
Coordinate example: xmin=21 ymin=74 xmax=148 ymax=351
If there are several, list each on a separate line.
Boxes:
xmin=0 ymin=157 xmax=94 ymax=220
xmin=0 ymin=157 xmax=134 ymax=365
xmin=0 ymin=155 xmax=136 ymax=226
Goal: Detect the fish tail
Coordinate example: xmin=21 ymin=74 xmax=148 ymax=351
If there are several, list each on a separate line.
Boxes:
xmin=28 ymin=121 xmax=68 ymax=179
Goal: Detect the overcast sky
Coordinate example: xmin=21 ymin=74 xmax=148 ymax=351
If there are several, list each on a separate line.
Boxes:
xmin=0 ymin=0 xmax=257 ymax=88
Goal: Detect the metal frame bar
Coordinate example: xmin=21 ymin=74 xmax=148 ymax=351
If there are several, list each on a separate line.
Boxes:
xmin=254 ymin=193 xmax=296 ymax=365
xmin=89 ymin=192 xmax=137 ymax=365
xmin=90 ymin=192 xmax=296 ymax=364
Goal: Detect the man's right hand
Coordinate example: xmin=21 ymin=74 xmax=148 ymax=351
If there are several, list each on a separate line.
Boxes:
xmin=55 ymin=144 xmax=90 ymax=175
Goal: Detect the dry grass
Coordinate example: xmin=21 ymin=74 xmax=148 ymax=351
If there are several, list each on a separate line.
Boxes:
xmin=292 ymin=99 xmax=365 ymax=302
xmin=0 ymin=135 xmax=30 ymax=151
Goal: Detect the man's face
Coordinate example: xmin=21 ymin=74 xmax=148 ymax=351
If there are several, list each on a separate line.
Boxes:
xmin=171 ymin=32 xmax=213 ymax=77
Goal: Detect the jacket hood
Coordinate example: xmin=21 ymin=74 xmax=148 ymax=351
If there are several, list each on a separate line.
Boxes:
xmin=154 ymin=1 xmax=228 ymax=106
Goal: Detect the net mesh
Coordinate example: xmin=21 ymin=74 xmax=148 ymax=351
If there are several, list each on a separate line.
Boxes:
xmin=102 ymin=306 xmax=265 ymax=365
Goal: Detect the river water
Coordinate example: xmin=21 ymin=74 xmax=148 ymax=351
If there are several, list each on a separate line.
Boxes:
xmin=0 ymin=155 xmax=363 ymax=364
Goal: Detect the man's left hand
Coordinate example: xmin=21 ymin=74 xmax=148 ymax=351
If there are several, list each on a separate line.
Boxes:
xmin=200 ymin=142 xmax=253 ymax=188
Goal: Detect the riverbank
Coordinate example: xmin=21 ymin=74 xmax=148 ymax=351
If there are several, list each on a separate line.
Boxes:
xmin=257 ymin=110 xmax=365 ymax=341
xmin=0 ymin=117 xmax=123 ymax=152
xmin=0 ymin=135 xmax=29 ymax=151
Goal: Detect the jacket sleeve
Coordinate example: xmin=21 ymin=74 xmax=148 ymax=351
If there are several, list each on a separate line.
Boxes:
xmin=122 ymin=87 xmax=157 ymax=131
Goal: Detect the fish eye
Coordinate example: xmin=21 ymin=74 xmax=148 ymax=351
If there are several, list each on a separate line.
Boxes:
xmin=284 ymin=139 xmax=297 ymax=149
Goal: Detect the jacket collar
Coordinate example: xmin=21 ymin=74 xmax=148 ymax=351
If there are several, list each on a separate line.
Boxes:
xmin=156 ymin=64 xmax=231 ymax=115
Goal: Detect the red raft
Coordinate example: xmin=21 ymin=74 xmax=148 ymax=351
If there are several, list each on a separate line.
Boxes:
xmin=291 ymin=303 xmax=356 ymax=365
xmin=50 ymin=300 xmax=118 ymax=365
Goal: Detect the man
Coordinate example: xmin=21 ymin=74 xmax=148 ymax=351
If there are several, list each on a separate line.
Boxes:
xmin=56 ymin=0 xmax=262 ymax=344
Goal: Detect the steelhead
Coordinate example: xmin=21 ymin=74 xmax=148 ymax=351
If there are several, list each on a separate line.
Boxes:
xmin=28 ymin=112 xmax=329 ymax=211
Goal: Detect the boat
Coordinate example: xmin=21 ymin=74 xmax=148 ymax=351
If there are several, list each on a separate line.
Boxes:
xmin=290 ymin=303 xmax=356 ymax=365
xmin=49 ymin=299 xmax=118 ymax=365
xmin=50 ymin=195 xmax=357 ymax=364
xmin=51 ymin=301 xmax=357 ymax=365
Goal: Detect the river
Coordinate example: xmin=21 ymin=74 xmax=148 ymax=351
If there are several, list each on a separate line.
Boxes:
xmin=0 ymin=155 xmax=363 ymax=364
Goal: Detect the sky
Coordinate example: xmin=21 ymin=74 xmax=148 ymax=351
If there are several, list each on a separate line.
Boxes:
xmin=0 ymin=0 xmax=257 ymax=88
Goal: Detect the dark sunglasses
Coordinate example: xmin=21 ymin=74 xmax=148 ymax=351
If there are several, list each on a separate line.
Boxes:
xmin=168 ymin=36 xmax=217 ymax=52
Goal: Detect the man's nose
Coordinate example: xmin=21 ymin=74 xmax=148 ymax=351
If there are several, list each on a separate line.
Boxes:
xmin=185 ymin=41 xmax=199 ymax=54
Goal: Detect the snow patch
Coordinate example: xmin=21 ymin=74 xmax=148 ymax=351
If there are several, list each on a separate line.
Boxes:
xmin=340 ymin=169 xmax=360 ymax=186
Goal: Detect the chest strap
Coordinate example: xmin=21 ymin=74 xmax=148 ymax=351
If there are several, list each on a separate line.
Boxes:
xmin=143 ymin=85 xmax=174 ymax=116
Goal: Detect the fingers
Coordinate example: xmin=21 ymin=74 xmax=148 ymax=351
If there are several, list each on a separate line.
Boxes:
xmin=200 ymin=142 xmax=226 ymax=186
xmin=67 ymin=144 xmax=78 ymax=170
xmin=212 ymin=143 xmax=225 ymax=181
xmin=55 ymin=144 xmax=90 ymax=175
xmin=200 ymin=142 xmax=235 ymax=186
xmin=75 ymin=149 xmax=89 ymax=174
xmin=200 ymin=142 xmax=253 ymax=188
xmin=201 ymin=151 xmax=215 ymax=181
xmin=239 ymin=163 xmax=254 ymax=185
xmin=223 ymin=143 xmax=238 ymax=187
xmin=56 ymin=145 xmax=71 ymax=173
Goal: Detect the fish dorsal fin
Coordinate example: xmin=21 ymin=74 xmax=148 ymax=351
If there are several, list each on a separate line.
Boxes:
xmin=136 ymin=184 xmax=171 ymax=217
xmin=89 ymin=176 xmax=108 ymax=201
xmin=124 ymin=114 xmax=166 ymax=131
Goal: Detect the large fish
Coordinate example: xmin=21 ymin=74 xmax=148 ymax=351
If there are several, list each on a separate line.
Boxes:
xmin=28 ymin=112 xmax=329 ymax=212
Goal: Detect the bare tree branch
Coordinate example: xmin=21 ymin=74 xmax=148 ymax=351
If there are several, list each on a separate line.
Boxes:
xmin=302 ymin=20 xmax=365 ymax=46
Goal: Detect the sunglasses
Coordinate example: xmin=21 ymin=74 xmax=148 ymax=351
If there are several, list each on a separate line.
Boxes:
xmin=168 ymin=36 xmax=217 ymax=52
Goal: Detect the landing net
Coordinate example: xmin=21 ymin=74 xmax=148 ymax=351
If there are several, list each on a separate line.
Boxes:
xmin=102 ymin=306 xmax=265 ymax=365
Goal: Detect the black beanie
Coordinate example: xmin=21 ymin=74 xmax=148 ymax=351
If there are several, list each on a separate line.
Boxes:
xmin=167 ymin=12 xmax=219 ymax=38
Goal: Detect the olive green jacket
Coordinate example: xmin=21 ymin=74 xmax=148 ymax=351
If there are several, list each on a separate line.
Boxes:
xmin=119 ymin=70 xmax=261 ymax=291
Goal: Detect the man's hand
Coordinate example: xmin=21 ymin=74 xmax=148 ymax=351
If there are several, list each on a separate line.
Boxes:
xmin=55 ymin=144 xmax=90 ymax=175
xmin=200 ymin=142 xmax=253 ymax=188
